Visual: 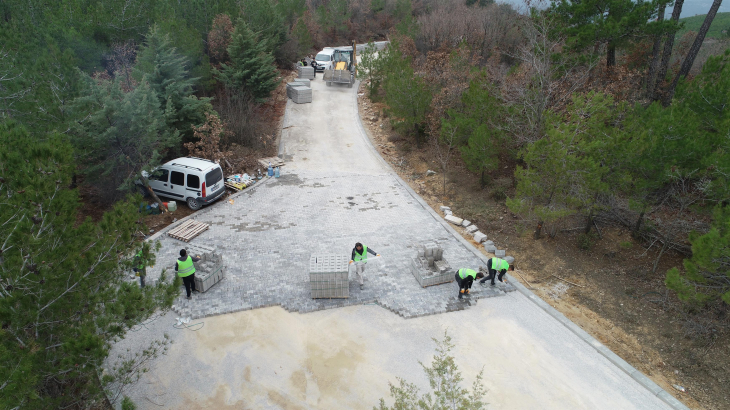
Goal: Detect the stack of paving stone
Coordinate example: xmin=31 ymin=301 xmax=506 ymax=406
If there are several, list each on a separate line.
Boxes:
xmin=297 ymin=65 xmax=315 ymax=79
xmin=410 ymin=243 xmax=454 ymax=287
xmin=309 ymin=254 xmax=349 ymax=298
xmin=290 ymin=85 xmax=312 ymax=104
xmin=187 ymin=244 xmax=225 ymax=293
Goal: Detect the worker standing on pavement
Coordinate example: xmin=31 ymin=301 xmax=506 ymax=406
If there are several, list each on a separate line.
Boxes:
xmin=350 ymin=242 xmax=380 ymax=290
xmin=480 ymin=257 xmax=514 ymax=286
xmin=455 ymin=268 xmax=485 ymax=299
xmin=175 ymin=249 xmax=200 ymax=300
xmin=132 ymin=249 xmax=147 ymax=288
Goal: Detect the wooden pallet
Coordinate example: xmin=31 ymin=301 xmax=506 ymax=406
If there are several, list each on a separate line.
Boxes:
xmin=167 ymin=220 xmax=209 ymax=243
xmin=257 ymin=156 xmax=285 ymax=168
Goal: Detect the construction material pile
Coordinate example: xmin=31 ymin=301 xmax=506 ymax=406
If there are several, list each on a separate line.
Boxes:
xmin=289 ymin=85 xmax=312 ymax=104
xmin=187 ymin=244 xmax=226 ymax=293
xmin=410 ymin=243 xmax=454 ymax=287
xmin=309 ymin=254 xmax=349 ymax=298
xmin=297 ymin=66 xmax=315 ymax=80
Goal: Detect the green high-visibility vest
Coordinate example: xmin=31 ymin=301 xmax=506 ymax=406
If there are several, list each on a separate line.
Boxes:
xmin=458 ymin=268 xmax=477 ymax=280
xmin=135 ymin=250 xmax=145 ymax=270
xmin=177 ymin=256 xmax=196 ymax=277
xmin=354 ymin=245 xmax=368 ymax=262
xmin=492 ymin=258 xmax=509 ymax=272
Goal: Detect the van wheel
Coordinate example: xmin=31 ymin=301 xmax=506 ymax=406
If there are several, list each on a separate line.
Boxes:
xmin=186 ymin=197 xmax=201 ymax=211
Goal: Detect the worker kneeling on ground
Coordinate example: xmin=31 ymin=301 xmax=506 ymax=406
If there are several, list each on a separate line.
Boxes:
xmin=455 ymin=268 xmax=484 ymax=299
xmin=349 ymin=242 xmax=380 ymax=290
xmin=175 ymin=249 xmax=201 ymax=300
xmin=480 ymin=257 xmax=514 ymax=286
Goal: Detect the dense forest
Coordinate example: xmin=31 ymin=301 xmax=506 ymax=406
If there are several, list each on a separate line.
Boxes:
xmin=1 ymin=0 xmax=729 ymax=408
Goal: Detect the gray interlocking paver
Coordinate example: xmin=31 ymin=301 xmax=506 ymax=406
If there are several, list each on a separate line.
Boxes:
xmin=147 ymin=171 xmax=514 ymax=319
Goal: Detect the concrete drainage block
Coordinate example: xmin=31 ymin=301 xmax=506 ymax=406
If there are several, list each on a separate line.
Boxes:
xmin=495 ymin=249 xmax=506 ymax=257
xmin=445 ymin=215 xmax=464 ymax=225
xmin=473 ymin=232 xmax=487 ymax=243
xmin=466 ymin=225 xmax=478 ymax=233
xmin=461 ymin=220 xmax=471 ymax=227
xmin=504 ymin=256 xmax=515 ymax=264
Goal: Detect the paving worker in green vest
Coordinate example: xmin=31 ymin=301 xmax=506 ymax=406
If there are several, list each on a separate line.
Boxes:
xmin=175 ymin=249 xmax=201 ymax=300
xmin=349 ymin=242 xmax=380 ymax=290
xmin=455 ymin=268 xmax=485 ymax=299
xmin=479 ymin=257 xmax=514 ymax=286
xmin=132 ymin=249 xmax=147 ymax=288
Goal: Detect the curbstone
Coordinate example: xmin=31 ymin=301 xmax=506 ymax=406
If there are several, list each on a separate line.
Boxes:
xmin=444 ymin=215 xmax=464 ymax=225
xmin=465 ymin=225 xmax=478 ymax=233
xmin=461 ymin=220 xmax=471 ymax=227
xmin=495 ymin=249 xmax=506 ymax=257
xmin=473 ymin=232 xmax=487 ymax=243
xmin=439 ymin=205 xmax=451 ymax=212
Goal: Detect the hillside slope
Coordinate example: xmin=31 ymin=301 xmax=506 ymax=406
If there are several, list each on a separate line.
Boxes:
xmin=677 ymin=11 xmax=730 ymax=39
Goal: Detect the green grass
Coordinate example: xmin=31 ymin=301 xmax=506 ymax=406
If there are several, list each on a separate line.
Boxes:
xmin=676 ymin=12 xmax=730 ymax=39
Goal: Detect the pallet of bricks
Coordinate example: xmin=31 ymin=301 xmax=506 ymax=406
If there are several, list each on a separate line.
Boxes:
xmin=309 ymin=254 xmax=349 ymax=298
xmin=187 ymin=244 xmax=226 ymax=293
xmin=410 ymin=243 xmax=454 ymax=287
xmin=297 ymin=65 xmax=315 ymax=80
xmin=287 ymin=80 xmax=312 ymax=104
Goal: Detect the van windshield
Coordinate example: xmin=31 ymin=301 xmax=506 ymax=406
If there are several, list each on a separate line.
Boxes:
xmin=315 ymin=53 xmax=330 ymax=61
xmin=205 ymin=168 xmax=222 ymax=187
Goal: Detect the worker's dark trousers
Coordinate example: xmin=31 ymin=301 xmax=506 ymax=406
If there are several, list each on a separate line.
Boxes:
xmin=182 ymin=274 xmax=196 ymax=297
xmin=455 ymin=273 xmax=472 ymax=298
xmin=480 ymin=259 xmax=504 ymax=285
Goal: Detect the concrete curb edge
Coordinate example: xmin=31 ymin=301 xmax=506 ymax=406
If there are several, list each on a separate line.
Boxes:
xmin=350 ymin=81 xmax=689 ymax=410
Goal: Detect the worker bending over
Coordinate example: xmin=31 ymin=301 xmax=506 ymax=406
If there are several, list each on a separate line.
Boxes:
xmin=455 ymin=268 xmax=485 ymax=299
xmin=175 ymin=249 xmax=201 ymax=300
xmin=480 ymin=257 xmax=514 ymax=286
xmin=349 ymin=242 xmax=380 ymax=290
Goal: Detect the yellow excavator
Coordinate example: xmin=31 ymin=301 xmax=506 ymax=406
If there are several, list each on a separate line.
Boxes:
xmin=323 ymin=41 xmax=357 ymax=88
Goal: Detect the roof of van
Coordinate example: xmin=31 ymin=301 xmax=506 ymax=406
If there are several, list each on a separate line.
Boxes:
xmin=317 ymin=48 xmax=335 ymax=54
xmin=164 ymin=157 xmax=219 ymax=172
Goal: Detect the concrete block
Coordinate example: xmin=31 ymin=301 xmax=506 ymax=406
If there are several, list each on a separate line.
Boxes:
xmin=444 ymin=209 xmax=452 ymax=215
xmin=465 ymin=225 xmax=478 ymax=233
xmin=473 ymin=232 xmax=487 ymax=243
xmin=495 ymin=249 xmax=506 ymax=257
xmin=461 ymin=220 xmax=471 ymax=227
xmin=504 ymin=256 xmax=515 ymax=264
xmin=444 ymin=215 xmax=463 ymax=225
xmin=439 ymin=205 xmax=451 ymax=212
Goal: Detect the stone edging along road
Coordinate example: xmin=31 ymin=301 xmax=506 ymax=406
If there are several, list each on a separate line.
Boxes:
xmin=145 ymin=81 xmax=688 ymax=410
xmin=349 ymin=83 xmax=690 ymax=410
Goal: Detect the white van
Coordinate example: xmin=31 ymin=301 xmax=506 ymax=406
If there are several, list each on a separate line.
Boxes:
xmin=139 ymin=157 xmax=225 ymax=210
xmin=313 ymin=48 xmax=335 ymax=72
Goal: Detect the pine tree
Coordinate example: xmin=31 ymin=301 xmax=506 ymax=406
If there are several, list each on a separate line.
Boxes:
xmin=135 ymin=24 xmax=212 ymax=143
xmin=666 ymin=205 xmax=730 ymax=306
xmin=551 ymin=0 xmax=672 ymax=67
xmin=508 ymin=92 xmax=624 ymax=238
xmin=382 ymin=41 xmax=432 ymax=147
xmin=215 ymin=19 xmax=280 ymax=102
xmin=375 ymin=332 xmax=487 ymax=410
xmin=0 ymin=122 xmax=178 ymax=409
xmin=69 ymin=75 xmax=180 ymax=194
xmin=443 ymin=78 xmax=505 ymax=187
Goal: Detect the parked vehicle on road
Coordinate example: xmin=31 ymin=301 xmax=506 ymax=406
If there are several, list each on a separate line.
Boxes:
xmin=137 ymin=157 xmax=225 ymax=210
xmin=313 ymin=48 xmax=335 ymax=72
